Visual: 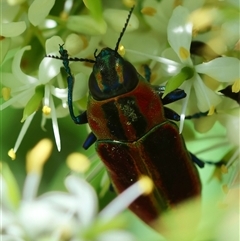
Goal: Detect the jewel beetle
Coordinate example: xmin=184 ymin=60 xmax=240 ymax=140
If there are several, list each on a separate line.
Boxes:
xmin=47 ymin=6 xmax=204 ymax=227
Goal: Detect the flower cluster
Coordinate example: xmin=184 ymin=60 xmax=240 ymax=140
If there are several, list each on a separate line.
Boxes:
xmin=1 ymin=139 xmax=154 ymax=241
xmin=1 ymin=0 xmax=239 ymax=240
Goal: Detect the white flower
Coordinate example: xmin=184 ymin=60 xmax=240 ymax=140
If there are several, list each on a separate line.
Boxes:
xmin=28 ymin=0 xmax=55 ymax=26
xmin=1 ymin=139 xmax=153 ymax=241
xmin=127 ymin=6 xmax=239 ymax=133
xmin=1 ymin=37 xmax=67 ymax=156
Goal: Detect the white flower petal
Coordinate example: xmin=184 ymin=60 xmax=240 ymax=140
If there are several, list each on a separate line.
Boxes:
xmin=12 ymin=46 xmax=38 ymax=84
xmin=0 ymin=87 xmax=35 ymax=110
xmin=45 ymin=36 xmax=64 ymax=54
xmin=103 ymin=9 xmax=139 ymax=33
xmin=51 ymin=86 xmax=68 ymax=99
xmin=65 ymin=175 xmax=98 ymax=226
xmin=179 ymin=80 xmax=193 ymax=133
xmin=38 ymin=57 xmax=62 ymax=84
xmin=126 ymin=49 xmax=180 ymax=68
xmin=2 ymin=2 xmax=20 ymax=21
xmin=22 ymin=173 xmax=40 ymax=201
xmin=221 ymin=19 xmax=240 ymax=49
xmin=49 ymin=95 xmax=61 ymax=151
xmin=67 ymin=15 xmax=107 ymax=35
xmin=167 ymin=6 xmax=193 ymax=65
xmin=18 ymin=201 xmax=64 ymax=239
xmin=142 ymin=0 xmax=174 ymax=36
xmin=2 ymin=208 xmax=25 ymax=239
xmin=1 ymin=72 xmax=23 ymax=88
xmin=97 ymin=231 xmax=137 ymax=241
xmin=195 ymin=57 xmax=240 ymax=83
xmin=121 ymin=31 xmax=161 ymax=64
xmin=13 ymin=112 xmax=36 ymax=152
xmin=0 ymin=38 xmax=11 ymax=64
xmin=39 ymin=192 xmax=82 ymax=221
xmin=28 ymin=0 xmax=55 ymax=26
xmin=72 ymin=73 xmax=88 ymax=101
xmin=7 ymin=0 xmax=25 ymax=5
xmin=182 ymin=0 xmax=205 ymax=12
xmin=1 ymin=21 xmax=26 ymax=37
xmin=65 ymin=33 xmax=85 ymax=56
xmin=75 ymin=35 xmax=101 ymax=58
xmin=193 ymin=74 xmax=222 ymax=112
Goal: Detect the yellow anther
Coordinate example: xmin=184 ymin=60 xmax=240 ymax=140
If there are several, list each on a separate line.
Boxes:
xmin=207 ymin=106 xmax=215 ymax=116
xmin=2 ymin=87 xmax=11 ymax=101
xmin=8 ymin=149 xmax=16 ymax=160
xmin=222 ymin=184 xmax=229 ymax=194
xmin=174 ymin=0 xmax=183 ymax=7
xmin=138 ymin=175 xmax=154 ymax=195
xmin=123 ymin=0 xmax=136 ymax=8
xmin=234 ymin=40 xmax=240 ymax=51
xmin=42 ymin=105 xmax=51 ymax=115
xmin=232 ymin=79 xmax=240 ymax=93
xmin=179 ymin=47 xmax=190 ymax=60
xmin=141 ymin=7 xmax=157 ymax=16
xmin=26 ymin=139 xmax=53 ymax=174
xmin=66 ymin=152 xmax=90 ymax=173
xmin=221 ymin=164 xmax=228 ymax=174
xmin=118 ymin=44 xmax=126 ymax=57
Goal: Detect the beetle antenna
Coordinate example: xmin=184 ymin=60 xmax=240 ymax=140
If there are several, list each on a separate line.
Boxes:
xmin=46 ymin=44 xmax=96 ymax=63
xmin=114 ymin=5 xmax=135 ymax=53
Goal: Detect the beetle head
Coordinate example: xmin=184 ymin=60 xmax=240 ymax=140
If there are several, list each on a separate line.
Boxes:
xmin=89 ymin=47 xmax=139 ymax=100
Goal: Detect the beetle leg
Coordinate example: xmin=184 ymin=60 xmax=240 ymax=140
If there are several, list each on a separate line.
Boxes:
xmin=190 ymin=153 xmax=205 ymax=168
xmin=66 ymin=76 xmax=88 ymax=124
xmin=185 ymin=111 xmax=208 ymax=119
xmin=161 ymin=89 xmax=186 ymax=105
xmin=164 ymin=107 xmax=180 ymax=121
xmin=83 ymin=132 xmax=97 ymax=149
xmin=190 ymin=153 xmax=226 ymax=169
xmin=152 ymin=86 xmax=186 ymax=104
xmin=142 ymin=64 xmax=151 ymax=82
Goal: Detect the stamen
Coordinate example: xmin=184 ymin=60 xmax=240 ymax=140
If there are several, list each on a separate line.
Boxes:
xmin=23 ymin=139 xmax=53 ymax=201
xmin=98 ymin=175 xmax=153 ymax=221
xmin=179 ymin=47 xmax=190 ymax=60
xmin=232 ymin=79 xmax=240 ymax=93
xmin=11 ymin=112 xmax=36 ymax=158
xmin=207 ymin=105 xmax=215 ymax=115
xmin=179 ymin=81 xmax=192 ymax=133
xmin=49 ymin=95 xmax=61 ymax=151
xmin=26 ymin=139 xmax=53 ymax=174
xmin=222 ymin=184 xmax=229 ymax=194
xmin=141 ymin=7 xmax=157 ymax=16
xmin=85 ymin=159 xmax=104 ymax=182
xmin=66 ymin=152 xmax=90 ymax=173
xmin=123 ymin=0 xmax=136 ymax=8
xmin=221 ymin=165 xmax=228 ymax=174
xmin=118 ymin=44 xmax=125 ymax=57
xmin=138 ymin=175 xmax=154 ymax=195
xmin=226 ymin=148 xmax=239 ymax=168
xmin=2 ymin=87 xmax=11 ymax=100
xmin=42 ymin=105 xmax=51 ymax=115
xmin=126 ymin=48 xmax=180 ymax=67
xmin=8 ymin=149 xmax=16 ymax=160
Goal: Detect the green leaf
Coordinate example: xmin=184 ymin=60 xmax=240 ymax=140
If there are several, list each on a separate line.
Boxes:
xmin=163 ymin=66 xmax=194 ymax=97
xmin=21 ymin=85 xmax=44 ymax=122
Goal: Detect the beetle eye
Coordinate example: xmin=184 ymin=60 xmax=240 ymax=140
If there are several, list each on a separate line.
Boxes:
xmin=122 ymin=60 xmax=139 ymax=91
xmin=89 ymin=72 xmax=102 ymax=100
